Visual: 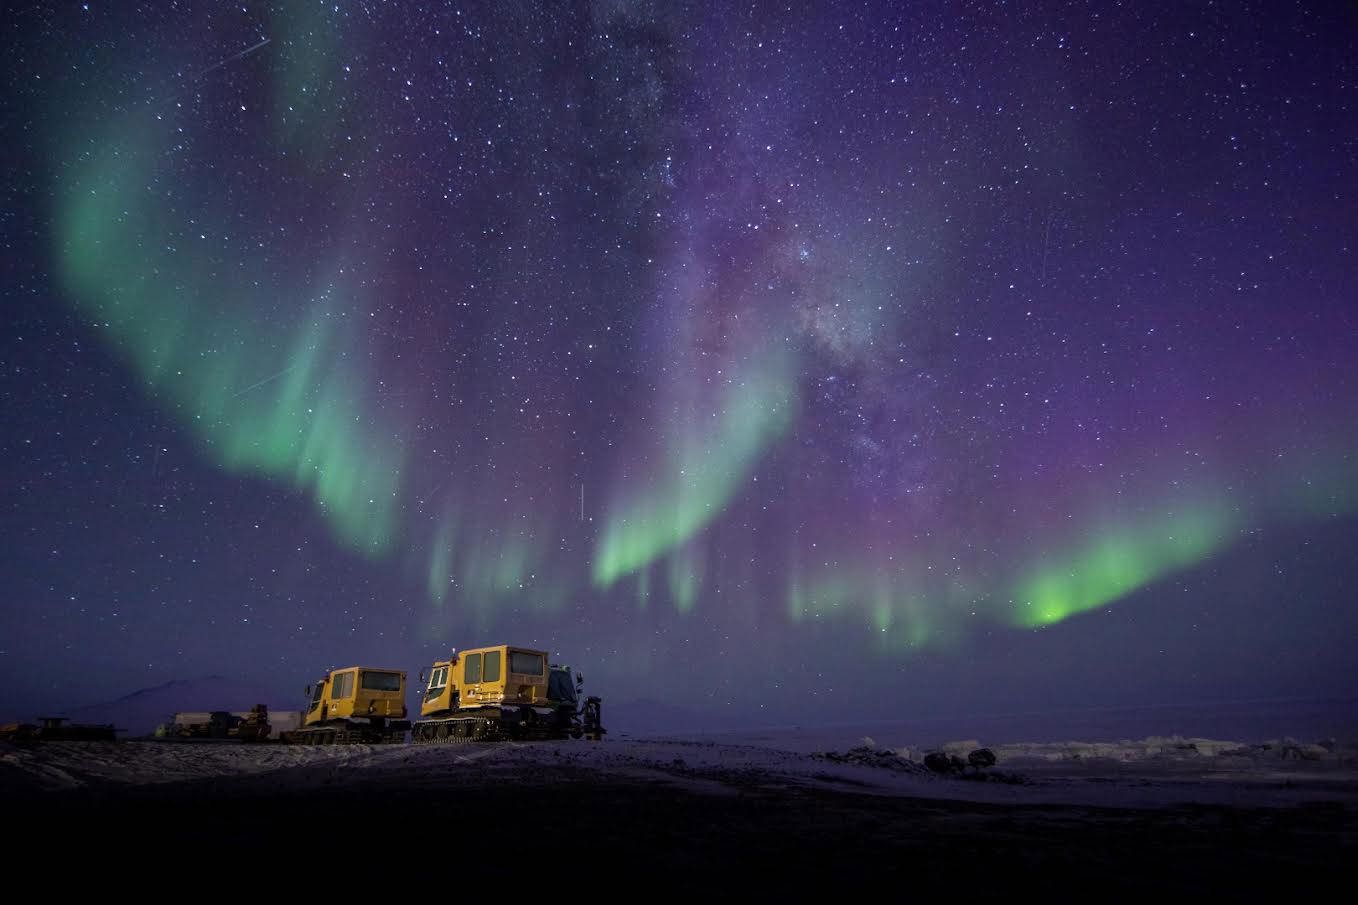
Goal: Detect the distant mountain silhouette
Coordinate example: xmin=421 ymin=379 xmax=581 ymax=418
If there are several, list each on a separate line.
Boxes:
xmin=60 ymin=676 xmax=295 ymax=737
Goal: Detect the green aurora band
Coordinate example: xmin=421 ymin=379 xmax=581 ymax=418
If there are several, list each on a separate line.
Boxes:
xmin=1011 ymin=503 xmax=1238 ymax=628
xmin=781 ymin=496 xmax=1245 ymax=648
xmin=426 ymin=513 xmax=458 ymax=605
xmin=55 ymin=121 xmax=404 ymax=553
xmin=592 ymin=348 xmax=797 ymax=590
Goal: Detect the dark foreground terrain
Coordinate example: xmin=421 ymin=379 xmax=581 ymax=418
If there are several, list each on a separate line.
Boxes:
xmin=4 ymin=736 xmax=1353 ymax=891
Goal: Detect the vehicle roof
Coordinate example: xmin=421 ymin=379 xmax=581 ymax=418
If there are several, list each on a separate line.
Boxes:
xmin=445 ymin=644 xmax=548 ymax=656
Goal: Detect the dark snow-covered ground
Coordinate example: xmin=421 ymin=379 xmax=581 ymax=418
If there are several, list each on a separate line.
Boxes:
xmin=3 ymin=725 xmax=1354 ymax=892
xmin=5 ymin=695 xmax=1354 ymax=891
xmin=5 ymin=731 xmax=1354 ymax=810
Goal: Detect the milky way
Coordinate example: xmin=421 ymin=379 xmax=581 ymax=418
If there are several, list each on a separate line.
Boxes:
xmin=5 ymin=1 xmax=1356 ymax=720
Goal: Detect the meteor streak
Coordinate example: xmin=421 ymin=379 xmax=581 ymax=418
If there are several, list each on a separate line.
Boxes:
xmin=196 ymin=37 xmax=271 ymax=79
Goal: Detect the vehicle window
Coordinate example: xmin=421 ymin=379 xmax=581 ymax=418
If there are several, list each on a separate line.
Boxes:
xmin=311 ymin=682 xmax=325 ymax=703
xmin=332 ymin=671 xmax=353 ymax=699
xmin=424 ymin=667 xmax=447 ymax=701
xmin=510 ymin=651 xmax=544 ymax=676
xmin=464 ymin=653 xmax=482 ymax=684
xmin=360 ymin=670 xmax=402 ymax=691
xmin=483 ymin=650 xmax=501 ymax=683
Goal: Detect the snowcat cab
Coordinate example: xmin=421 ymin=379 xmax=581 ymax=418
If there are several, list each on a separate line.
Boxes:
xmin=284 ymin=666 xmax=410 ymax=744
xmin=412 ymin=645 xmax=604 ymax=742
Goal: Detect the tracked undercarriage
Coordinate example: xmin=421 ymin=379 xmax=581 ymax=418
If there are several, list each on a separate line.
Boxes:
xmin=411 ymin=707 xmax=572 ymax=744
xmin=283 ymin=722 xmax=407 ymax=745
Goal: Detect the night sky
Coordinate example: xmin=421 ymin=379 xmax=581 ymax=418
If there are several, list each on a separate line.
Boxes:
xmin=3 ymin=1 xmax=1356 ymax=726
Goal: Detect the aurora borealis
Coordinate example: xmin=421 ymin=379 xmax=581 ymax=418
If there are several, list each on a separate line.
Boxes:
xmin=3 ymin=1 xmax=1357 ymax=723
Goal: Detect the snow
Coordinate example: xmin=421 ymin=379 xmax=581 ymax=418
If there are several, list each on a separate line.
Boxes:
xmin=3 ymin=731 xmax=1354 ymax=813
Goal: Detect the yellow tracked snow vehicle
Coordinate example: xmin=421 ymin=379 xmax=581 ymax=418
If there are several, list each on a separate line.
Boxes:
xmin=284 ymin=666 xmax=410 ymax=744
xmin=412 ymin=644 xmax=604 ymax=743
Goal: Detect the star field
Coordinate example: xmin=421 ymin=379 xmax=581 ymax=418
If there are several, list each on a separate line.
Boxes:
xmin=2 ymin=1 xmax=1356 ymax=722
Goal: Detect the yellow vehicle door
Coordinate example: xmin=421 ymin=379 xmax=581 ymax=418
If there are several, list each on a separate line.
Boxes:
xmin=463 ymin=651 xmax=482 ymax=701
xmin=329 ymin=669 xmax=356 ymax=719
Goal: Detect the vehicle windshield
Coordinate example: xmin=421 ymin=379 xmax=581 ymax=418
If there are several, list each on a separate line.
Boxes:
xmin=424 ymin=667 xmax=447 ymax=701
xmin=360 ymin=670 xmax=402 ymax=692
xmin=510 ymin=651 xmax=545 ymax=676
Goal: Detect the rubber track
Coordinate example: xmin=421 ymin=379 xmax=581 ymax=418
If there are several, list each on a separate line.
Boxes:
xmin=412 ymin=717 xmax=501 ymax=744
xmin=285 ymin=726 xmax=404 ymax=746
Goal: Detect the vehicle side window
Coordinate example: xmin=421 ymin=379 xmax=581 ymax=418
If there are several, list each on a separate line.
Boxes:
xmin=483 ymin=650 xmax=501 ymax=683
xmin=333 ymin=672 xmax=353 ymax=699
xmin=464 ymin=653 xmax=482 ymax=684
